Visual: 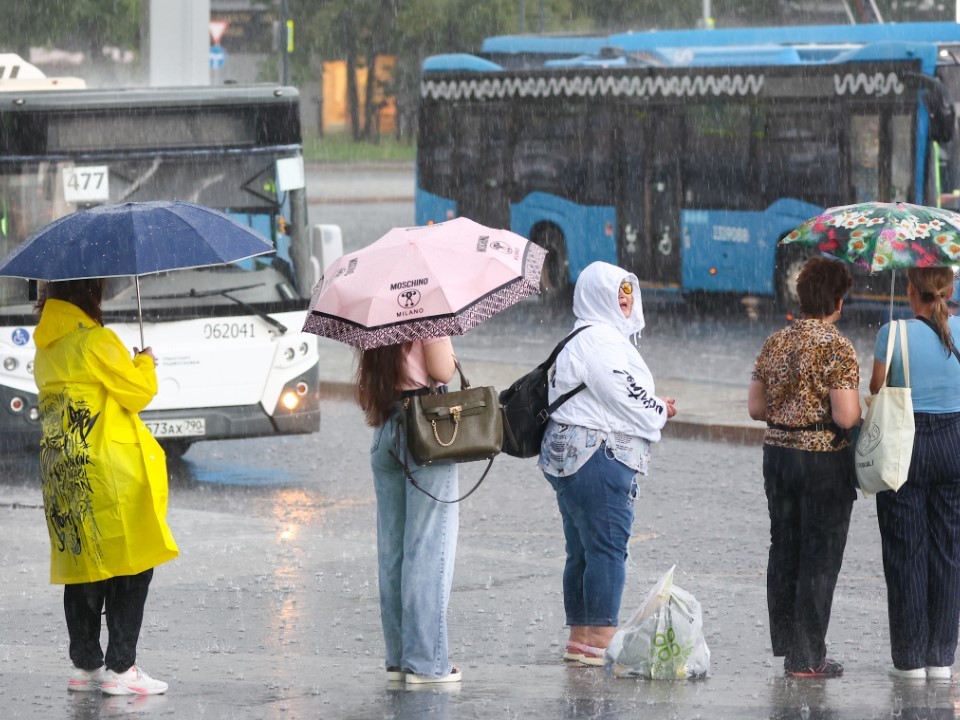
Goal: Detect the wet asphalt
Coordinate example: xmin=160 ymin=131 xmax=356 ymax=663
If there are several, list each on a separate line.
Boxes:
xmin=2 ymin=395 xmax=958 ymax=720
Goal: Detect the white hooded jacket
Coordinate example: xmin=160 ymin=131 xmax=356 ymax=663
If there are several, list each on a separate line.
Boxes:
xmin=548 ymin=261 xmax=668 ymax=443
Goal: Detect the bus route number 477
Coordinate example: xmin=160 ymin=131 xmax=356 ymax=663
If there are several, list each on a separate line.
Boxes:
xmin=62 ymin=166 xmax=110 ymax=203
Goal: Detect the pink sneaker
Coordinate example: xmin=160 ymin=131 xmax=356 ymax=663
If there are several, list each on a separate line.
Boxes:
xmin=100 ymin=665 xmax=168 ymax=695
xmin=67 ymin=666 xmax=104 ymax=692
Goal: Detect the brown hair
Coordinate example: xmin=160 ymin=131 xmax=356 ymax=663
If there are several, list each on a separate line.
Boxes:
xmin=907 ymin=267 xmax=956 ymax=354
xmin=796 ymin=257 xmax=852 ymax=318
xmin=356 ymin=343 xmax=412 ymax=427
xmin=35 ymin=279 xmax=105 ymax=326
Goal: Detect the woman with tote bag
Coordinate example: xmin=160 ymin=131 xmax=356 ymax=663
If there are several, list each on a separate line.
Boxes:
xmin=870 ymin=267 xmax=960 ymax=681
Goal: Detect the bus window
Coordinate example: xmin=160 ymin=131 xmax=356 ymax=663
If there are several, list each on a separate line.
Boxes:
xmin=417 ymin=104 xmax=456 ymax=198
xmin=757 ymin=110 xmax=842 ymax=208
xmin=513 ymin=104 xmax=587 ymax=201
xmin=850 ymin=114 xmax=880 ymax=201
xmin=681 ymin=103 xmax=753 ymax=209
xmin=890 ymin=113 xmax=913 ymax=202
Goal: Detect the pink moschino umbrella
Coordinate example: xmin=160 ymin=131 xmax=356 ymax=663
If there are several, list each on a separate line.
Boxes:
xmin=301 ymin=217 xmax=547 ymax=349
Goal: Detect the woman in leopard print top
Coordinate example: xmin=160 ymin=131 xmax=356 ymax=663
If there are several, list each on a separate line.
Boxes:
xmin=748 ymin=256 xmax=862 ymax=679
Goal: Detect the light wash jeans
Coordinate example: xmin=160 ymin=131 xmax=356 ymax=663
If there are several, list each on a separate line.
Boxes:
xmin=370 ymin=408 xmax=459 ymax=678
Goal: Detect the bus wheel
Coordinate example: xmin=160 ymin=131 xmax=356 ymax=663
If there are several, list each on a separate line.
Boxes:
xmin=160 ymin=440 xmax=193 ymax=460
xmin=776 ymin=245 xmax=812 ymax=315
xmin=535 ymin=224 xmax=569 ymax=302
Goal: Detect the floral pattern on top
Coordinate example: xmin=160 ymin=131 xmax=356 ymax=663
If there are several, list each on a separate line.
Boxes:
xmin=782 ymin=201 xmax=960 ymax=272
xmin=752 ymin=319 xmax=860 ymax=452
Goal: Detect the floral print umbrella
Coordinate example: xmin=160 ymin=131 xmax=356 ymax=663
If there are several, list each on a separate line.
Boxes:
xmin=781 ymin=201 xmax=960 ymax=272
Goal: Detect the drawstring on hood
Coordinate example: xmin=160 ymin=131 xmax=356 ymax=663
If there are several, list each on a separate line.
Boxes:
xmin=572 ymin=261 xmax=645 ymax=339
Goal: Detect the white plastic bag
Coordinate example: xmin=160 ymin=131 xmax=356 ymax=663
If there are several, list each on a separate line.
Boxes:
xmin=607 ymin=565 xmax=710 ymax=680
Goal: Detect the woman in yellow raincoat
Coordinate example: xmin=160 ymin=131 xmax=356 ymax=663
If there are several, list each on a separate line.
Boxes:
xmin=33 ymin=279 xmax=178 ymax=696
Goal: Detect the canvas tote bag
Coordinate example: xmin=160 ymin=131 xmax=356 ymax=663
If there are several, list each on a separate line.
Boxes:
xmin=855 ymin=320 xmax=915 ymax=496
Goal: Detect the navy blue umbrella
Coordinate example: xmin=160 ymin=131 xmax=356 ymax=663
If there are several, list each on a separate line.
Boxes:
xmin=0 ymin=200 xmax=275 ymax=345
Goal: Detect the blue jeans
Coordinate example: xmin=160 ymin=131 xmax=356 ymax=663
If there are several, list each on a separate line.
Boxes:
xmin=371 ymin=409 xmax=459 ymax=677
xmin=544 ymin=443 xmax=638 ymax=627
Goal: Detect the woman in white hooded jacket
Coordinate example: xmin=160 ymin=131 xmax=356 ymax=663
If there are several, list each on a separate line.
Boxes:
xmin=539 ymin=261 xmax=677 ymax=666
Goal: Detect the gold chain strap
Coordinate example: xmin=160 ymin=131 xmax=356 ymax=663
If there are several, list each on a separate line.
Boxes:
xmin=431 ymin=405 xmax=462 ymax=446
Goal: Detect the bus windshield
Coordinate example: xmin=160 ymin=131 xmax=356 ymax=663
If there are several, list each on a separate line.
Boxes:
xmin=0 ymin=152 xmax=310 ymax=322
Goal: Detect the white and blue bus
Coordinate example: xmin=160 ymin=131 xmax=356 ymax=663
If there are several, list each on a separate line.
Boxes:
xmin=0 ymin=82 xmax=322 ymax=456
xmin=416 ymin=22 xmax=960 ymax=308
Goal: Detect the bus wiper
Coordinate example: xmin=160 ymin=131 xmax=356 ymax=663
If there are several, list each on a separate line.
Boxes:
xmin=144 ymin=283 xmax=288 ymax=335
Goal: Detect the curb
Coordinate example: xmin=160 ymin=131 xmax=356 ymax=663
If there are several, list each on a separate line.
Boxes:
xmin=319 ymin=381 xmax=764 ymax=446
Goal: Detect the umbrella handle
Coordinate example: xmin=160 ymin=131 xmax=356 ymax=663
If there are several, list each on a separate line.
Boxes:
xmin=136 ymin=275 xmax=145 ymax=349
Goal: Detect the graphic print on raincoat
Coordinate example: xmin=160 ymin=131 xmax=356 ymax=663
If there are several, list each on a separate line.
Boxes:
xmin=34 ymin=299 xmax=178 ymax=584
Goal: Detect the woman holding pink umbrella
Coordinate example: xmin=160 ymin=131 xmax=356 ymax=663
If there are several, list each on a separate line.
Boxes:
xmin=357 ymin=337 xmax=462 ymax=686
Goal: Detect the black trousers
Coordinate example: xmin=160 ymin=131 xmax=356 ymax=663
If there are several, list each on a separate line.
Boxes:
xmin=63 ymin=568 xmax=153 ymax=672
xmin=763 ymin=444 xmax=855 ymax=670
xmin=877 ymin=412 xmax=960 ymax=671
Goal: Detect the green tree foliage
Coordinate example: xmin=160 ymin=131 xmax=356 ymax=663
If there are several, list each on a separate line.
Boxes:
xmin=6 ymin=0 xmax=140 ymax=58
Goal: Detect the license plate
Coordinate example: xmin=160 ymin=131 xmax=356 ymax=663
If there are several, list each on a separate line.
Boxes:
xmin=144 ymin=418 xmax=206 ymax=438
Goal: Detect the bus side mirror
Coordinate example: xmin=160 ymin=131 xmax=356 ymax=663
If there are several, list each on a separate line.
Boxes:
xmin=912 ymin=73 xmax=955 ymax=144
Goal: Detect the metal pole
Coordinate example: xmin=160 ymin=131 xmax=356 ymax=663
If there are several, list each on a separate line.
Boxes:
xmin=136 ymin=275 xmax=145 ymax=349
xmin=519 ymin=0 xmax=525 ymax=33
xmin=703 ymin=0 xmax=712 ymax=28
xmin=539 ymin=0 xmax=544 ymax=33
xmin=889 ymin=269 xmax=895 ymax=323
xmin=281 ymin=0 xmax=291 ymax=86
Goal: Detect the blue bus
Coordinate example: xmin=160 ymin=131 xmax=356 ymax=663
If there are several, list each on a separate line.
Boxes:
xmin=416 ymin=23 xmax=960 ymax=308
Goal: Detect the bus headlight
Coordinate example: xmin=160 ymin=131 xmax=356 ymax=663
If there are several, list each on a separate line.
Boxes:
xmin=9 ymin=396 xmax=25 ymax=413
xmin=280 ymin=391 xmax=300 ymax=410
xmin=299 ymin=342 xmax=309 ymax=355
xmin=3 ymin=357 xmax=17 ymax=372
xmin=283 ymin=347 xmax=295 ymax=362
xmin=28 ymin=407 xmax=40 ymax=421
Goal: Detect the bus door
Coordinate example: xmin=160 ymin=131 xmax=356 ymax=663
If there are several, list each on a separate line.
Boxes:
xmin=456 ymin=104 xmax=511 ymax=228
xmin=617 ymin=109 xmax=682 ymax=288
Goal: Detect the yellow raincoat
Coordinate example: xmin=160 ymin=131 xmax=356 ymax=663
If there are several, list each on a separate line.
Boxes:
xmin=34 ymin=299 xmax=179 ymax=584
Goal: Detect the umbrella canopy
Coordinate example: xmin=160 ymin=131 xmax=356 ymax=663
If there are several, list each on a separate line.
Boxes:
xmin=781 ymin=200 xmax=960 ymax=273
xmin=302 ymin=217 xmax=546 ymax=349
xmin=0 ymin=200 xmax=274 ymax=281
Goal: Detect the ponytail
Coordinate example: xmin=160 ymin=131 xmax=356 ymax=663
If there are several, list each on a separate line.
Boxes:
xmin=906 ymin=268 xmax=955 ymax=354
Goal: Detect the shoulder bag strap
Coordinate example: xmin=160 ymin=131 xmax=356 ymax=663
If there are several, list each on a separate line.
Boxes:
xmin=880 ymin=320 xmax=899 ymax=390
xmin=544 ymin=325 xmax=591 ymax=414
xmin=389 ymin=416 xmax=490 ymax=504
xmin=899 ymin=320 xmax=911 ymax=389
xmin=914 ymin=314 xmax=960 ymax=366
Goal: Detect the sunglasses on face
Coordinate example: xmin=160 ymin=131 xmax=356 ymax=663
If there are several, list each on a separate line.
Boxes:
xmin=619 ymin=281 xmax=633 ymax=295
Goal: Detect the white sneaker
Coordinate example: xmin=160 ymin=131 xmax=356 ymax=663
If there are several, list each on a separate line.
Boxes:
xmin=100 ymin=665 xmax=168 ymax=695
xmin=890 ymin=667 xmax=926 ymax=680
xmin=67 ymin=666 xmax=104 ymax=692
xmin=927 ymin=666 xmax=952 ymax=681
xmin=405 ymin=666 xmax=461 ymax=684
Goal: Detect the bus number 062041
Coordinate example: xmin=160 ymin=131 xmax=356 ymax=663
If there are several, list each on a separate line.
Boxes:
xmin=203 ymin=322 xmax=256 ymax=340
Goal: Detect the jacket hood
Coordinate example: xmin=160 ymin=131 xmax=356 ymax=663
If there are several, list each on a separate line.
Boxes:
xmin=34 ymin=299 xmax=98 ymax=349
xmin=572 ymin=261 xmax=645 ymax=338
